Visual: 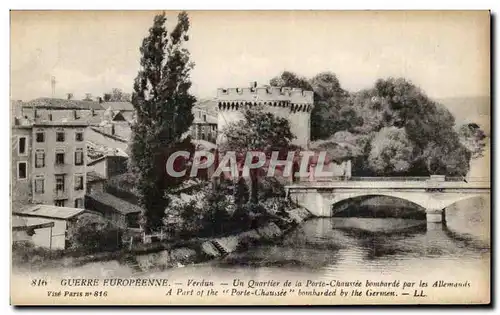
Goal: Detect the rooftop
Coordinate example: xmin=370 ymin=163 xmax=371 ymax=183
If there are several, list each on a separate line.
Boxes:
xmin=86 ymin=191 xmax=143 ymax=215
xmin=21 ymin=98 xmax=104 ymax=110
xmin=13 ymin=117 xmax=90 ymax=127
xmin=86 ymin=171 xmax=107 ymax=183
xmin=87 ymin=151 xmax=128 ymax=166
xmin=100 ymin=101 xmax=134 ymax=111
xmin=13 ymin=204 xmax=87 ymax=220
xmin=216 ymin=85 xmax=314 ymax=104
xmin=89 ymin=127 xmax=128 ymax=143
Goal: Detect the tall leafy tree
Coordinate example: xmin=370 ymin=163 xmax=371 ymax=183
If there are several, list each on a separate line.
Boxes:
xmin=349 ymin=77 xmax=471 ymax=176
xmin=220 ymin=107 xmax=295 ymax=203
xmin=458 ymin=123 xmax=487 ymax=159
xmin=368 ymin=127 xmax=414 ymax=175
xmin=270 ymin=71 xmax=360 ymax=141
xmin=130 ymin=12 xmax=196 ymax=232
xmin=104 ymin=88 xmax=132 ymax=102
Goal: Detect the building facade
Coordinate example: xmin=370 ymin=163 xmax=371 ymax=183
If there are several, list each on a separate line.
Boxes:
xmin=216 ymin=84 xmax=314 ymax=148
xmin=11 ymin=118 xmax=89 ymax=210
xmin=11 ymin=120 xmax=33 ymax=209
xmin=190 ymin=106 xmax=218 ymax=143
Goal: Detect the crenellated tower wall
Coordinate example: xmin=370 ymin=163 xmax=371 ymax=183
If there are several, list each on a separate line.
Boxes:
xmin=216 ymin=85 xmax=314 ymax=148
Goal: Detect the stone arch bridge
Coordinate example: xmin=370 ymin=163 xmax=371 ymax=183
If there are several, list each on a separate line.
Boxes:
xmin=285 ymin=177 xmax=490 ymax=223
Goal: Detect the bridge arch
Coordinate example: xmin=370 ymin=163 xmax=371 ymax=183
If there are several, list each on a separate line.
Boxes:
xmin=289 ymin=189 xmax=488 ymax=218
xmin=329 ymin=194 xmax=426 ymax=218
xmin=324 ymin=192 xmax=486 ymax=216
xmin=324 ymin=192 xmax=431 ymax=213
xmin=436 ymin=194 xmax=488 ymax=212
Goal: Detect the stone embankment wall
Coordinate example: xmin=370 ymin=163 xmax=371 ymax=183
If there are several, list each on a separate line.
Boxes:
xmin=199 ymin=207 xmax=312 ymax=258
xmin=130 ymin=207 xmax=313 ymax=271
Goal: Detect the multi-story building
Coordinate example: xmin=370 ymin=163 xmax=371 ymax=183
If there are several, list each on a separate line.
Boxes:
xmin=190 ymin=104 xmax=218 ymax=143
xmin=11 ymin=117 xmax=33 ymax=210
xmin=11 ymin=117 xmax=89 ymax=210
xmin=216 ymin=83 xmax=314 ymax=148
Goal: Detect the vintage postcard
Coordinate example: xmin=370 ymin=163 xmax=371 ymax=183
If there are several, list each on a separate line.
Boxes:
xmin=10 ymin=10 xmax=491 ymax=305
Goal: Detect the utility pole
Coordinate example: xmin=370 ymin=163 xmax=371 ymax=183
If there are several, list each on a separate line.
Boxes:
xmin=51 ymin=76 xmax=56 ymax=98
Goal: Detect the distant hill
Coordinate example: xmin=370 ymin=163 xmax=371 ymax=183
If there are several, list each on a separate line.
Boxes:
xmin=435 ymin=96 xmax=491 ymax=134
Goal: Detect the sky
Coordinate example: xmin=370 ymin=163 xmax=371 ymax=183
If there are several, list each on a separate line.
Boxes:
xmin=10 ymin=10 xmax=490 ymax=101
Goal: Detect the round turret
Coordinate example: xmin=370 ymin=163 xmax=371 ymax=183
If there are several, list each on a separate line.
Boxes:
xmin=216 ymin=83 xmax=314 ymax=148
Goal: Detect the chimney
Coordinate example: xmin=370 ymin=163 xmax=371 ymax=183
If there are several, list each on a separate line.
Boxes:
xmin=250 ymin=81 xmax=257 ymax=88
xmin=97 ymin=97 xmax=103 ymax=104
xmin=67 ymin=93 xmax=73 ymax=100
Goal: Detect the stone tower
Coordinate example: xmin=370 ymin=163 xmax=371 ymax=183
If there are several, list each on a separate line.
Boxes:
xmin=216 ymin=83 xmax=314 ymax=148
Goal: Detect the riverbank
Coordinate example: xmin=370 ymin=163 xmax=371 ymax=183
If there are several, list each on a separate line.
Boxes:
xmin=12 ymin=207 xmax=313 ymax=273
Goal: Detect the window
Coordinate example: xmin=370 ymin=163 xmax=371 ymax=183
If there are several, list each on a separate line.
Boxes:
xmin=203 ymin=114 xmax=207 ymax=122
xmin=18 ymin=137 xmax=27 ymax=155
xmin=55 ymin=152 xmax=65 ymax=165
xmin=74 ymin=149 xmax=84 ymax=166
xmin=75 ymin=132 xmax=84 ymax=142
xmin=56 ymin=132 xmax=65 ymax=142
xmin=74 ymin=174 xmax=84 ymax=191
xmin=17 ymin=162 xmax=27 ymax=180
xmin=74 ymin=198 xmax=84 ymax=208
xmin=55 ymin=175 xmax=65 ymax=192
xmin=55 ymin=200 xmax=65 ymax=207
xmin=35 ymin=150 xmax=45 ymax=168
xmin=34 ymin=177 xmax=44 ymax=193
xmin=36 ymin=132 xmax=45 ymax=143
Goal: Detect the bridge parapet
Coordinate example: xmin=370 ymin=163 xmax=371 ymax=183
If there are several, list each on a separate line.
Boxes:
xmin=289 ymin=177 xmax=490 ymax=190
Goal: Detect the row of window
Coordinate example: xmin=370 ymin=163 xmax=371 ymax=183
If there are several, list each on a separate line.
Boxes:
xmin=36 ymin=131 xmax=84 ymax=143
xmin=34 ymin=149 xmax=84 ymax=168
xmin=33 ymin=174 xmax=85 ymax=193
xmin=17 ymin=156 xmax=84 ymax=180
xmin=17 ymin=132 xmax=84 ymax=156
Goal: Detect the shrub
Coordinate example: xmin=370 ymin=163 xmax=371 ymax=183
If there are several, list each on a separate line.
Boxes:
xmin=12 ymin=242 xmax=65 ymax=267
xmin=67 ymin=213 xmax=123 ymax=253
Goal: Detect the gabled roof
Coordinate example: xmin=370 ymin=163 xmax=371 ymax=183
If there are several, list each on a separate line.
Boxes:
xmin=112 ymin=111 xmax=127 ymax=121
xmin=87 ymin=191 xmax=142 ymax=215
xmin=13 ymin=204 xmax=87 ymax=220
xmin=100 ymin=102 xmax=134 ymax=111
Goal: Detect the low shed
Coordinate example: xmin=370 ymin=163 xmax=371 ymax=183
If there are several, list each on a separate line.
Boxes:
xmin=13 ymin=205 xmax=88 ymax=250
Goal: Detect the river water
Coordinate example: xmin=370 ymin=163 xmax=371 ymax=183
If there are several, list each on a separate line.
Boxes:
xmin=36 ymin=196 xmax=490 ymax=282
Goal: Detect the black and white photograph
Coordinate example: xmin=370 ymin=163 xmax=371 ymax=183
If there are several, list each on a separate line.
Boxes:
xmin=9 ymin=10 xmax=491 ymax=305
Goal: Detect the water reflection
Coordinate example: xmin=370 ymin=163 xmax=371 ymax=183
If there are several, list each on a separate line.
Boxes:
xmin=219 ymin=215 xmax=490 ymax=274
xmin=31 ymin=204 xmax=490 ymax=281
